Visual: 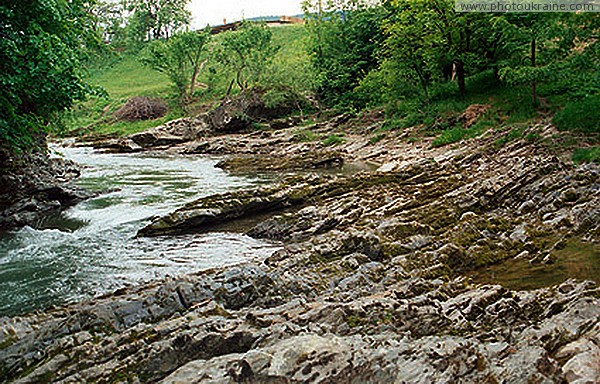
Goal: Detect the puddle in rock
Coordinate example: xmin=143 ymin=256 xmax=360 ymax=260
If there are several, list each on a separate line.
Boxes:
xmin=468 ymin=240 xmax=600 ymax=290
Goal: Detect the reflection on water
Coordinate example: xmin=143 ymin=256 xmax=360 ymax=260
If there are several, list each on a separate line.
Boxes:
xmin=0 ymin=147 xmax=280 ymax=316
xmin=468 ymin=240 xmax=600 ymax=290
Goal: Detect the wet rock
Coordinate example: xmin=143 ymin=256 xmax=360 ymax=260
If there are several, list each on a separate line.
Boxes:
xmin=128 ymin=117 xmax=209 ymax=149
xmin=100 ymin=138 xmax=143 ymax=152
xmin=437 ymin=243 xmax=468 ymax=270
xmin=216 ymin=151 xmax=344 ymax=173
xmin=269 ymin=115 xmax=304 ymax=130
xmin=313 ymin=230 xmax=383 ymax=261
xmin=91 ymin=117 xmax=210 ymax=152
xmin=137 ymin=175 xmax=333 ymax=237
xmin=510 ymin=223 xmax=528 ymax=242
xmin=560 ymin=187 xmax=579 ymax=203
xmin=183 ymin=140 xmax=210 ymax=154
xmin=0 ymin=147 xmax=91 ymax=231
xmin=557 ymin=323 xmax=600 ymax=383
xmin=4 ymin=118 xmax=600 ymax=383
xmin=129 ymin=131 xmax=186 ymax=148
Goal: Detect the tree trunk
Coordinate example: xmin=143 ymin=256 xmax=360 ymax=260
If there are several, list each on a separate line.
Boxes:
xmin=226 ymin=79 xmax=235 ymax=96
xmin=236 ymin=69 xmax=245 ymax=91
xmin=413 ymin=64 xmax=429 ymax=103
xmin=455 ymin=60 xmax=466 ymax=97
xmin=188 ymin=51 xmax=205 ymax=98
xmin=531 ymin=37 xmax=538 ymax=106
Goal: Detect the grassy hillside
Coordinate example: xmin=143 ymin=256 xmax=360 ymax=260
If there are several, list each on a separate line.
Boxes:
xmin=63 ymin=56 xmax=183 ymax=137
xmin=64 ymin=24 xmax=313 ymax=138
xmin=62 ymin=23 xmax=598 ymax=164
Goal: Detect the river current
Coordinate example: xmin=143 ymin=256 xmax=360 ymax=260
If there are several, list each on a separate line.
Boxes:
xmin=0 ymin=146 xmax=281 ymax=316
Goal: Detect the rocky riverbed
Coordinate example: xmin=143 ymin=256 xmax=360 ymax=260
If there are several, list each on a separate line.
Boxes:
xmin=1 ymin=101 xmax=599 ymax=383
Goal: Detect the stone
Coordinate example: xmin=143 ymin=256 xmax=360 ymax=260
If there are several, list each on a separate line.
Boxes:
xmin=3 ymin=109 xmax=600 ymax=383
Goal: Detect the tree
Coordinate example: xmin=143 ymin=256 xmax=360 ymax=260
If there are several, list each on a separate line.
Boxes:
xmin=303 ymin=0 xmax=386 ymax=106
xmin=0 ymin=0 xmax=97 ymax=151
xmin=141 ymin=28 xmax=211 ymax=102
xmin=215 ymin=22 xmax=279 ymax=93
xmin=126 ymin=0 xmax=190 ymax=42
xmin=381 ymin=0 xmax=511 ymax=100
xmin=496 ymin=13 xmax=596 ymax=106
xmin=382 ymin=0 xmax=441 ymax=101
xmin=91 ymin=0 xmax=127 ymax=44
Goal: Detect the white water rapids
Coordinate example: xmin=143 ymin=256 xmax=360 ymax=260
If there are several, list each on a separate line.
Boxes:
xmin=0 ymin=146 xmax=281 ymax=316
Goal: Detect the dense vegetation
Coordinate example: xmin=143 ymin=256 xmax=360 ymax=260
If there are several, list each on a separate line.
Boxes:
xmin=0 ymin=0 xmax=98 ymax=150
xmin=1 ymin=0 xmax=598 ymax=161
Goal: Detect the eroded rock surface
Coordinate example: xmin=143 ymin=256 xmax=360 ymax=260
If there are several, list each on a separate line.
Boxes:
xmin=216 ymin=151 xmax=344 ymax=173
xmin=0 ymin=143 xmax=91 ymax=231
xmin=2 ymin=108 xmax=599 ymax=382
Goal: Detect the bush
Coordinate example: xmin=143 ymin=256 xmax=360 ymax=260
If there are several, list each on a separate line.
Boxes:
xmin=553 ymin=96 xmax=600 ymax=134
xmin=294 ymin=129 xmax=318 ymax=142
xmin=114 ymin=97 xmax=168 ymax=121
xmin=322 ymin=134 xmax=345 ymax=146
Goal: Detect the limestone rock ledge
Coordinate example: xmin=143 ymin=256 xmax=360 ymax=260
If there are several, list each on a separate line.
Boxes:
xmin=2 ymin=124 xmax=599 ymax=383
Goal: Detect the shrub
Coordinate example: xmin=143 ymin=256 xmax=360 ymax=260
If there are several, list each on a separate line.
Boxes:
xmin=294 ymin=129 xmax=319 ymax=142
xmin=114 ymin=97 xmax=168 ymax=121
xmin=431 ymin=126 xmax=470 ymax=147
xmin=322 ymin=134 xmax=345 ymax=146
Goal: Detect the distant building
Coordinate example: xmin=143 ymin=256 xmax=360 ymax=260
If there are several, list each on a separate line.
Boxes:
xmin=209 ymin=16 xmax=304 ymax=35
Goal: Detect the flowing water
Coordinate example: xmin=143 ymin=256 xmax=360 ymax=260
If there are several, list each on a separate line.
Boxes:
xmin=0 ymin=146 xmax=281 ymax=317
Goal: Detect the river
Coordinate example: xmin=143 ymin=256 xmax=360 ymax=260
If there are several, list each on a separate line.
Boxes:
xmin=0 ymin=146 xmax=281 ymax=317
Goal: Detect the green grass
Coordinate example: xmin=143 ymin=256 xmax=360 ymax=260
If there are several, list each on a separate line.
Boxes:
xmin=553 ymin=95 xmax=600 ymax=135
xmin=386 ymin=71 xmax=540 ymax=138
xmin=494 ymin=126 xmax=526 ymax=147
xmin=91 ymin=55 xmax=173 ymax=98
xmin=64 ymin=55 xmax=179 ymax=136
xmin=65 ymin=24 xmax=313 ymax=138
xmin=573 ymin=146 xmax=600 ymax=164
xmin=369 ymin=133 xmax=386 ymax=145
xmin=431 ymin=126 xmax=470 ymax=147
xmin=194 ymin=24 xmax=314 ymax=103
xmin=431 ymin=120 xmax=494 ymax=148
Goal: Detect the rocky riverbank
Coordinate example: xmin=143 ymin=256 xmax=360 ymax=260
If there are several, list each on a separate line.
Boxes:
xmin=0 ymin=140 xmax=91 ymax=231
xmin=1 ymin=102 xmax=599 ymax=382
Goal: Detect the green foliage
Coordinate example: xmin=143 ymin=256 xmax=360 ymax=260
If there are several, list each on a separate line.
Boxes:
xmin=141 ymin=28 xmax=211 ymax=102
xmin=432 ymin=126 xmax=469 ymax=147
xmin=572 ymin=147 xmax=600 ymax=164
xmin=299 ymin=0 xmax=597 ymax=142
xmin=294 ymin=129 xmax=319 ymax=142
xmin=381 ymin=0 xmax=504 ymax=100
xmin=495 ymin=126 xmax=525 ymax=147
xmin=67 ymin=25 xmax=314 ymax=137
xmin=261 ymin=25 xmax=318 ymax=112
xmin=215 ymin=22 xmax=279 ymax=92
xmin=322 ymin=134 xmax=345 ymax=146
xmin=91 ymin=0 xmax=127 ymax=45
xmin=125 ymin=0 xmax=191 ymax=42
xmin=304 ymin=3 xmax=386 ymax=107
xmin=553 ymin=96 xmax=600 ymax=135
xmin=0 ymin=0 xmax=97 ymax=151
